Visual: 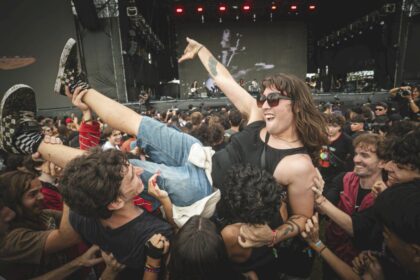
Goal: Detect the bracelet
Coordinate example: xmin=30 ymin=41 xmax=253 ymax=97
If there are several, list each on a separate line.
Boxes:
xmin=145 ymin=263 xmax=161 ymax=269
xmin=144 ymin=265 xmax=161 ymax=273
xmin=409 ymin=99 xmax=414 ymax=103
xmin=195 ymin=45 xmax=204 ymax=56
xmin=319 ymin=246 xmax=327 ymax=255
xmin=268 ymin=229 xmax=277 ymax=247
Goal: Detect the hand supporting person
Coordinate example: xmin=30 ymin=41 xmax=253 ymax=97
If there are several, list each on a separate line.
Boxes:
xmin=300 ymin=215 xmax=362 ymax=280
xmin=144 ymin=233 xmax=170 ymax=280
xmin=352 ymin=251 xmax=385 ymax=280
xmin=312 ymin=168 xmax=327 ymax=211
xmin=148 ymin=173 xmax=174 ymax=227
xmin=311 ymin=170 xmax=355 ymax=236
xmin=30 ymin=245 xmax=103 ymax=280
xmin=100 ymin=250 xmax=126 ymax=280
xmin=300 ymin=213 xmax=326 ymax=253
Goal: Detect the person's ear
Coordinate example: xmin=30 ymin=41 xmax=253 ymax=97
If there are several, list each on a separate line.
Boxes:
xmin=107 ymin=198 xmax=125 ymax=211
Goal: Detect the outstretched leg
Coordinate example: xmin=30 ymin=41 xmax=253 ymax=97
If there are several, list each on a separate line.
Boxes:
xmin=0 ymin=84 xmax=85 ymax=167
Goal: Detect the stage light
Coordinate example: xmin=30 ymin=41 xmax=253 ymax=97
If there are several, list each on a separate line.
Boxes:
xmin=290 ymin=5 xmax=298 ymax=11
xmin=196 ymin=6 xmax=204 ymax=13
xmin=242 ymin=4 xmax=251 ymax=12
xmin=308 ymin=4 xmax=316 ymax=11
xmin=175 ymin=7 xmax=184 ymax=14
xmin=219 ymin=4 xmax=227 ymax=12
xmin=271 ymin=4 xmax=277 ymax=11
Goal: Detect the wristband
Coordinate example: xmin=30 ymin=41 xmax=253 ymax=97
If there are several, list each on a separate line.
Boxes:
xmin=196 ymin=45 xmax=204 ymax=56
xmin=145 ymin=240 xmax=164 ymax=259
xmin=314 ymin=240 xmax=323 ymax=247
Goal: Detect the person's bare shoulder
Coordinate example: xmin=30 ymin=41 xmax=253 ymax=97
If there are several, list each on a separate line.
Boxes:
xmin=274 ymin=153 xmax=315 ymax=187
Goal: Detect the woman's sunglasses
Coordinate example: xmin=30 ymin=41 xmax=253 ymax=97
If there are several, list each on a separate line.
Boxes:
xmin=256 ymin=92 xmax=292 ymax=108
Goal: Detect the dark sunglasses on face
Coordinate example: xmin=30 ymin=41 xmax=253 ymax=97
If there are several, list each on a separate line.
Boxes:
xmin=257 ymin=92 xmax=292 ymax=108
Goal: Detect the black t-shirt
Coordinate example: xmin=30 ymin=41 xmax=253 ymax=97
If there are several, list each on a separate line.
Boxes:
xmin=69 ymin=210 xmax=173 ymax=279
xmin=212 ymin=121 xmax=307 ymax=189
xmin=351 ymin=207 xmax=383 ymax=251
xmin=355 ymin=188 xmax=371 ymax=209
xmin=319 ymin=132 xmax=354 ymax=184
xmin=379 ymin=253 xmax=417 ymax=280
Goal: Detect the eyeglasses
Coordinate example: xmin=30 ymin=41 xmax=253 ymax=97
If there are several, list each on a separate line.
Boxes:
xmin=375 ymin=108 xmax=385 ymax=111
xmin=256 ymin=92 xmax=292 ymax=108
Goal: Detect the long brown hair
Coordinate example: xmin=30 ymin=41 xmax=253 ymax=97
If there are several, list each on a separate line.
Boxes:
xmin=261 ymin=73 xmax=328 ymax=164
xmin=0 ymin=170 xmax=46 ymax=230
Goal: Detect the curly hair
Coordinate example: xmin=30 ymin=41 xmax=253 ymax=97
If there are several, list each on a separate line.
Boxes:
xmin=261 ymin=73 xmax=329 ymax=164
xmin=380 ymin=126 xmax=420 ymax=170
xmin=377 ymin=121 xmax=418 ymax=161
xmin=168 ymin=216 xmax=243 ymax=280
xmin=60 ymin=148 xmax=129 ymax=219
xmin=324 ymin=113 xmax=345 ymax=127
xmin=353 ymin=133 xmax=383 ymax=153
xmin=216 ymin=164 xmax=285 ymax=225
xmin=374 ymin=184 xmax=420 ymax=245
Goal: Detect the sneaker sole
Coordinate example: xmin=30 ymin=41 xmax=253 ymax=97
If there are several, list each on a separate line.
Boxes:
xmin=0 ymin=84 xmax=36 ymax=153
xmin=0 ymin=84 xmax=36 ymax=118
xmin=54 ymin=38 xmax=76 ymax=96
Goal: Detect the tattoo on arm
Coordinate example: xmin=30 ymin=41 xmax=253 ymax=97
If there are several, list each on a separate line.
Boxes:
xmin=208 ymin=56 xmax=218 ymax=77
xmin=288 ymin=220 xmax=302 ymax=233
xmin=281 ymin=223 xmax=294 ymax=237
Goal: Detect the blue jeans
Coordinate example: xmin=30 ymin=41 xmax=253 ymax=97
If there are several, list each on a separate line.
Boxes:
xmin=130 ymin=116 xmax=212 ymax=207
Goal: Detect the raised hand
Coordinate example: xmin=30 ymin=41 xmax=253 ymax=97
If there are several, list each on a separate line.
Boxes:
xmin=66 ymin=86 xmax=89 ymax=112
xmin=148 ymin=172 xmax=168 ymax=200
xmin=77 ymin=245 xmax=104 ymax=267
xmin=352 ymin=251 xmax=384 ymax=279
xmin=300 ymin=213 xmax=320 ymax=247
xmin=178 ymin=37 xmax=204 ymax=63
xmin=312 ymin=168 xmax=326 ymax=206
xmin=371 ymin=180 xmax=387 ymax=198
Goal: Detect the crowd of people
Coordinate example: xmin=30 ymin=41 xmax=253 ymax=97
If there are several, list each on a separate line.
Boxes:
xmin=0 ymin=37 xmax=419 ymax=280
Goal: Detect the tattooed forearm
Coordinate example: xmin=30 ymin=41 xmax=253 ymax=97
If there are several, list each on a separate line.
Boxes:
xmin=281 ymin=223 xmax=294 ymax=237
xmin=208 ymin=56 xmax=218 ymax=77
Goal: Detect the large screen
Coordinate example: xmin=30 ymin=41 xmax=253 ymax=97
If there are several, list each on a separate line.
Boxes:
xmin=177 ymin=21 xmax=307 ymax=98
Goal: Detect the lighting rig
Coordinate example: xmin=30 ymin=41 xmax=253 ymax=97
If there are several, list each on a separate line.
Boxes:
xmin=317 ymin=3 xmax=397 ymax=49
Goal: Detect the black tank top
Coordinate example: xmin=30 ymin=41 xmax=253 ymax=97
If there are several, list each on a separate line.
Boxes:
xmin=212 ymin=121 xmax=308 ymax=189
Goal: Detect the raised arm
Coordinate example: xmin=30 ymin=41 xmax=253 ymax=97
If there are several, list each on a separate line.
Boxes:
xmin=179 ymin=38 xmax=262 ymax=123
xmin=312 ymin=172 xmax=354 ymax=236
xmin=301 ymin=214 xmax=360 ymax=280
xmin=31 ymin=245 xmax=103 ymax=280
xmin=44 ymin=204 xmax=81 ymax=254
xmin=147 ymin=174 xmax=175 ymax=227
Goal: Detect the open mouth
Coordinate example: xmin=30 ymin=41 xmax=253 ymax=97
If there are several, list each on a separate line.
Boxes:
xmin=264 ymin=114 xmax=275 ymax=121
